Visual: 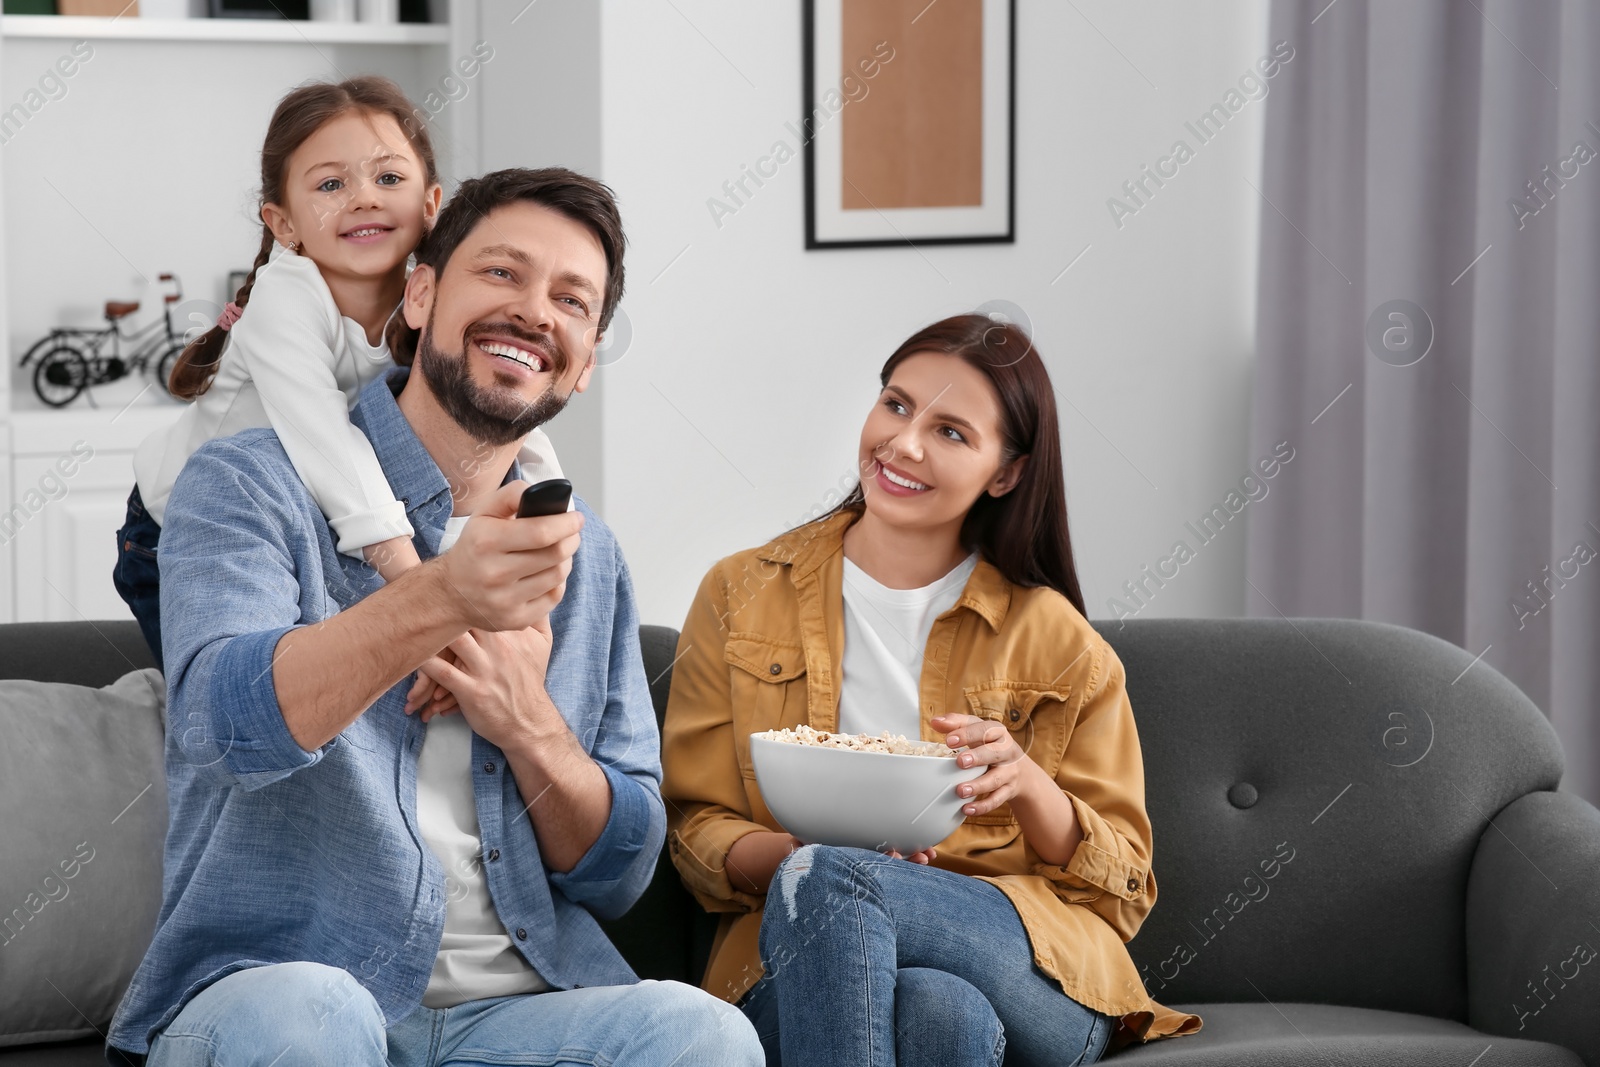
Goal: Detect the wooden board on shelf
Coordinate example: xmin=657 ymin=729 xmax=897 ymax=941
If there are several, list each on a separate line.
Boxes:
xmin=0 ymin=13 xmax=449 ymax=42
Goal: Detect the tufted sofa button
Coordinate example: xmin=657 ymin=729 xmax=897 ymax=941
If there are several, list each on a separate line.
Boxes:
xmin=1228 ymin=782 xmax=1259 ymax=809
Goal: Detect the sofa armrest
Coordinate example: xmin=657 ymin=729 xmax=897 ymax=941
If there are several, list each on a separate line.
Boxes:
xmin=1466 ymin=789 xmax=1600 ymax=1065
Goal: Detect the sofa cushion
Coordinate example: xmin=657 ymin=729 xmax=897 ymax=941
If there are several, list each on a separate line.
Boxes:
xmin=0 ymin=670 xmax=166 ymax=1048
xmin=1099 ymin=619 xmax=1565 ymax=1021
xmin=1110 ymin=1003 xmax=1581 ymax=1065
xmin=0 ymin=621 xmax=157 ymax=688
xmin=0 ymin=1036 xmax=105 ymax=1066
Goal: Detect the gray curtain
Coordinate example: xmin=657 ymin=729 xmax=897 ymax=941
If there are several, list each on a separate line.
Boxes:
xmin=1249 ymin=0 xmax=1600 ymax=803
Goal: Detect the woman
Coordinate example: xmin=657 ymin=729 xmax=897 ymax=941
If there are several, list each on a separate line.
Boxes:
xmin=661 ymin=314 xmax=1201 ymax=1066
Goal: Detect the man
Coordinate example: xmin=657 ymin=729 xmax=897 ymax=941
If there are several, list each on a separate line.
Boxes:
xmin=106 ymin=168 xmax=762 ymax=1066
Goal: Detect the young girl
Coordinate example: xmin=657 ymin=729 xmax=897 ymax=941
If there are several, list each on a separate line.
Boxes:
xmin=114 ymin=76 xmax=561 ymax=681
xmin=661 ymin=315 xmax=1202 ymax=1065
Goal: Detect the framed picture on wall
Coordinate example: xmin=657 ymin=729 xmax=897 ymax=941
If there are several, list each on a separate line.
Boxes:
xmin=802 ymin=0 xmax=1015 ymax=249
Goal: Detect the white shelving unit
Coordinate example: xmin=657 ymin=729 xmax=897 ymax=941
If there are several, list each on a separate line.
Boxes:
xmin=1 ymin=14 xmax=450 ymax=44
xmin=0 ymin=2 xmax=488 ymax=624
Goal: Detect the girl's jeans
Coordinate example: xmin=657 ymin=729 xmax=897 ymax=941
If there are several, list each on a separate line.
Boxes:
xmin=740 ymin=844 xmax=1113 ymax=1067
xmin=112 ymin=484 xmax=163 ymax=668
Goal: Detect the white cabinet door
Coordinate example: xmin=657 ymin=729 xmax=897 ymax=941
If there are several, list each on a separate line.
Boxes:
xmin=10 ymin=448 xmax=135 ymax=623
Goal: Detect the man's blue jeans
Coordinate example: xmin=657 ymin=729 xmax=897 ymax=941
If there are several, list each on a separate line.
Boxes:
xmin=144 ymin=961 xmax=764 ymax=1066
xmin=742 ymin=845 xmax=1113 ymax=1067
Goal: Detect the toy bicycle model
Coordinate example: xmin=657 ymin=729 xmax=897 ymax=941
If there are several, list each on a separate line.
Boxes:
xmin=19 ymin=273 xmax=189 ymax=408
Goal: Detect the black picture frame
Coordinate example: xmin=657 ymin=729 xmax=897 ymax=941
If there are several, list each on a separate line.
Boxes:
xmin=209 ymin=0 xmax=310 ymax=18
xmin=802 ymin=0 xmax=1016 ymax=250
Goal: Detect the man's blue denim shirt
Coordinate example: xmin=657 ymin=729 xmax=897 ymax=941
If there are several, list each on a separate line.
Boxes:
xmin=106 ymin=370 xmax=665 ymax=1064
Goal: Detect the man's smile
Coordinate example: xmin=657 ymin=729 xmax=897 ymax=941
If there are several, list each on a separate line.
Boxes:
xmin=475 ymin=337 xmax=547 ymax=373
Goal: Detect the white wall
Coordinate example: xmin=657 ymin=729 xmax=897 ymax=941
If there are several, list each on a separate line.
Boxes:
xmin=598 ymin=0 xmax=1271 ymax=630
xmin=473 ymin=0 xmax=605 ymax=510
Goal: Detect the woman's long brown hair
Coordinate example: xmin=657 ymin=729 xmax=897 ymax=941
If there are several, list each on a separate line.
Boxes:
xmin=818 ymin=314 xmax=1087 ymax=616
xmin=167 ymin=76 xmax=438 ymax=400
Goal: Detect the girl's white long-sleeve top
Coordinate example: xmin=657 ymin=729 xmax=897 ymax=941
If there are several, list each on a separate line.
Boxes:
xmin=134 ymin=241 xmax=563 ymax=558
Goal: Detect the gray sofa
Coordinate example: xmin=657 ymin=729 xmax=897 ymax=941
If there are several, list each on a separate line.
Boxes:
xmin=1 ymin=617 xmax=1595 ymax=1065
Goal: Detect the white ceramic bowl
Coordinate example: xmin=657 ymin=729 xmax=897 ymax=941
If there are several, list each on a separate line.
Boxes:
xmin=749 ymin=734 xmax=986 ymax=854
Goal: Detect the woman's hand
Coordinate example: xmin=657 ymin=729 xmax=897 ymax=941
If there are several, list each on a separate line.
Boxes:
xmin=884 ymin=847 xmax=937 ymax=864
xmin=932 ymin=712 xmax=1039 ymax=818
xmin=726 ymin=832 xmax=934 ymax=894
xmin=726 ymin=831 xmax=803 ymax=895
xmin=934 ymin=712 xmax=1084 ymax=864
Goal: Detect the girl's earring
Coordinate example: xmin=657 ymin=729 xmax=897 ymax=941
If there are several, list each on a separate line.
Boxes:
xmin=288 ymin=241 xmax=299 ymax=253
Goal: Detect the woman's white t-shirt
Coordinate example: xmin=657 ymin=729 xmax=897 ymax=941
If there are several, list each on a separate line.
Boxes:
xmin=415 ymin=515 xmax=548 ymax=1007
xmin=838 ymin=551 xmax=980 ymax=740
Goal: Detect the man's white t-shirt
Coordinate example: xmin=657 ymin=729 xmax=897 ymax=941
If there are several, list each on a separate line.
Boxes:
xmin=415 ymin=515 xmax=548 ymax=1007
xmin=837 ymin=551 xmax=980 ymax=740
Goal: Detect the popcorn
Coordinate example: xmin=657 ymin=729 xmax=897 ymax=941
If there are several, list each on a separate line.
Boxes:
xmin=755 ymin=724 xmax=955 ymax=758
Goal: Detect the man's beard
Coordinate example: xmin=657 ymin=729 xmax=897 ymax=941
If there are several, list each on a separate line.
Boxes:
xmin=415 ymin=315 xmax=571 ymax=446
